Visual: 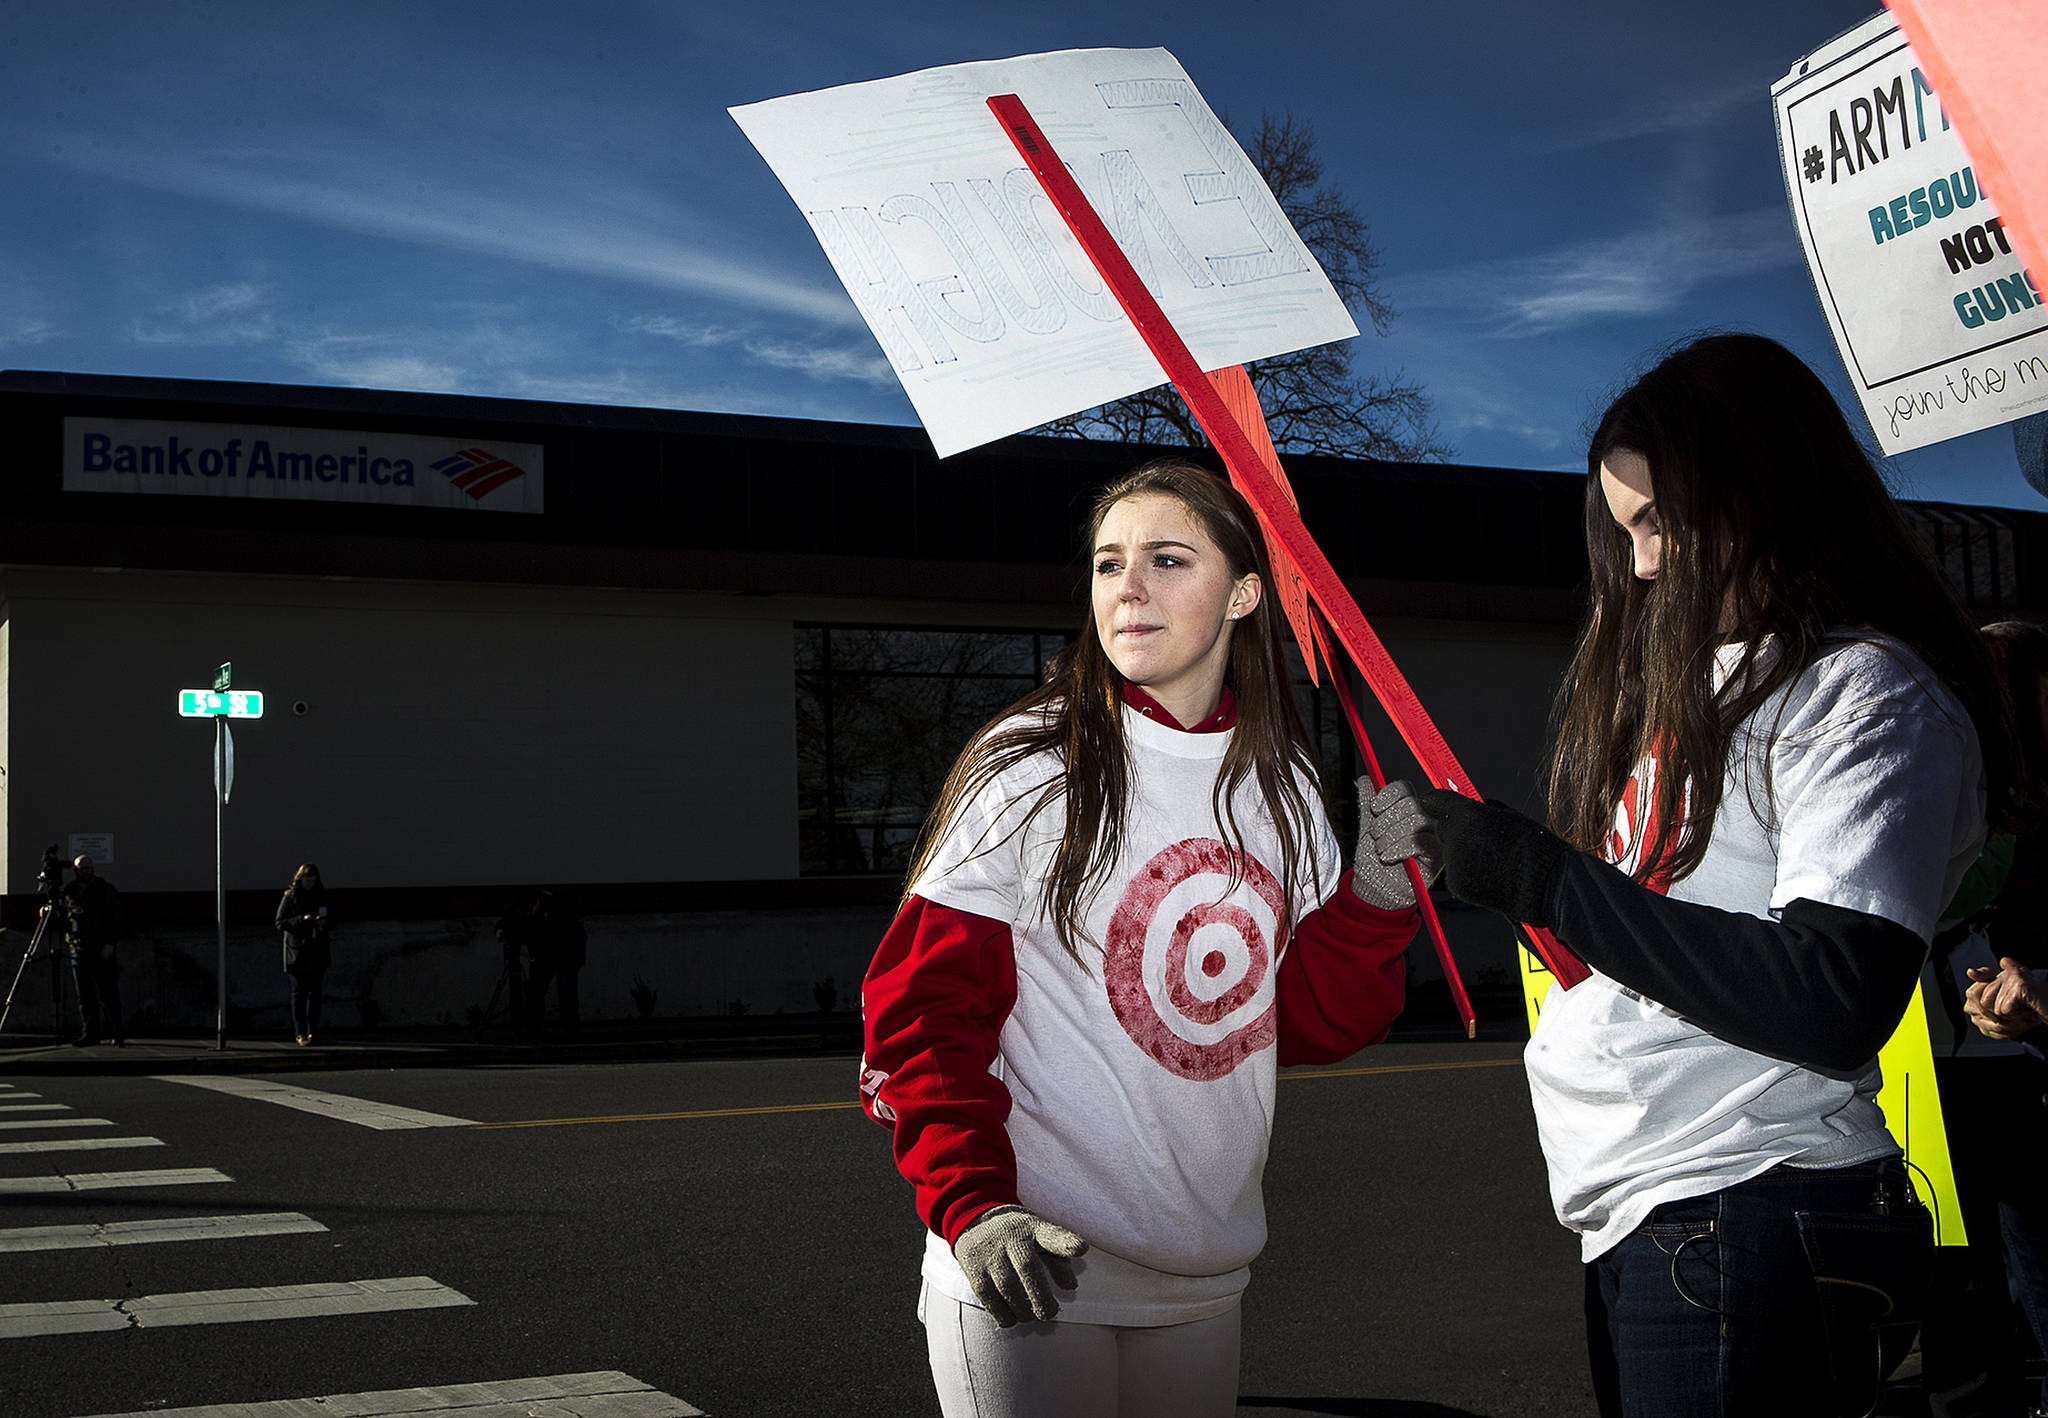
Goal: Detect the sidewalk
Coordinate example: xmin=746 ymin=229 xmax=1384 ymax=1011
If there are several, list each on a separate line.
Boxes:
xmin=0 ymin=1014 xmax=864 ymax=1076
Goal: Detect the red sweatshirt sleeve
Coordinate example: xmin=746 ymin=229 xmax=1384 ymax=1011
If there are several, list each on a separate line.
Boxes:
xmin=1276 ymin=871 xmax=1414 ymax=1066
xmin=859 ymin=893 xmax=1022 ymax=1244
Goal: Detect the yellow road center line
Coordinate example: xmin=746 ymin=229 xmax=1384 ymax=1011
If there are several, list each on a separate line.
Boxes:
xmin=1285 ymin=1057 xmax=1524 ymax=1081
xmin=470 ymin=1055 xmax=1523 ymax=1129
xmin=473 ymin=1101 xmax=861 ymax=1129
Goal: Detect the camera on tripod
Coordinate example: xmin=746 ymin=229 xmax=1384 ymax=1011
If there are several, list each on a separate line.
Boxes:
xmin=2 ymin=843 xmax=71 ymax=1036
xmin=36 ymin=844 xmax=67 ymax=900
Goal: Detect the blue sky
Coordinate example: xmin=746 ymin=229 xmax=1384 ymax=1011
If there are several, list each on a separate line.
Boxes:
xmin=3 ymin=0 xmax=2037 ymax=508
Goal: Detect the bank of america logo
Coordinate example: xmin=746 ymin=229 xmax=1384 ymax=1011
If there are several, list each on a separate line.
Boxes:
xmin=431 ymin=448 xmax=530 ymax=501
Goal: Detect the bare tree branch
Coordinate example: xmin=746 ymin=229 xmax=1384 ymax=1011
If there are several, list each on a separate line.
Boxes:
xmin=1035 ymin=110 xmax=1451 ymax=464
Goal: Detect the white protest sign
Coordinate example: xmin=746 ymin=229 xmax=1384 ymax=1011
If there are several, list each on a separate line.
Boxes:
xmin=731 ymin=49 xmax=1358 ymax=458
xmin=1775 ymin=13 xmax=2048 ymax=454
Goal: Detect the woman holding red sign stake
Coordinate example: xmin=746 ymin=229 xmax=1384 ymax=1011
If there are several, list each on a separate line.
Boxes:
xmin=1372 ymin=334 xmax=2018 ymax=1417
xmin=859 ymin=459 xmax=1418 ymax=1418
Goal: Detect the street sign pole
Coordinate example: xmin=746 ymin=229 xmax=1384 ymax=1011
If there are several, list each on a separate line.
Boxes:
xmin=179 ymin=669 xmax=260 ymax=1052
xmin=215 ymin=714 xmax=227 ymax=1051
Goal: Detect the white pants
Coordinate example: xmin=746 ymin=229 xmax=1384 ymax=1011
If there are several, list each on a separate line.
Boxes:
xmin=921 ymin=1282 xmax=1242 ymax=1418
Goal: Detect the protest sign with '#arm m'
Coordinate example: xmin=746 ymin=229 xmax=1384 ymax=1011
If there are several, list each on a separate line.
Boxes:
xmin=1775 ymin=12 xmax=2048 ymax=454
xmin=730 ymin=48 xmax=1357 ymax=458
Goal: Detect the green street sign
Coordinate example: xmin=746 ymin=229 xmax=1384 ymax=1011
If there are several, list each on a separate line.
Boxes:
xmin=179 ymin=689 xmax=264 ymax=719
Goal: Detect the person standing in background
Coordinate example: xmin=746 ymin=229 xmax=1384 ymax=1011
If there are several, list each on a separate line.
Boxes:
xmin=276 ymin=862 xmax=331 ymax=1045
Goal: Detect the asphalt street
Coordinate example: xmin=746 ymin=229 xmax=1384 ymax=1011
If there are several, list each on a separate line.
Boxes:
xmin=1 ymin=1043 xmax=1595 ymax=1416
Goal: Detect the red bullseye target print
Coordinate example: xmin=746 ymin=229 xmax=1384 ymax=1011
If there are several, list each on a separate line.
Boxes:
xmin=1103 ymin=838 xmax=1288 ymax=1080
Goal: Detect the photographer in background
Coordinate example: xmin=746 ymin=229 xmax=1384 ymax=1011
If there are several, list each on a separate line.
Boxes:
xmin=49 ymin=856 xmax=123 ymax=1046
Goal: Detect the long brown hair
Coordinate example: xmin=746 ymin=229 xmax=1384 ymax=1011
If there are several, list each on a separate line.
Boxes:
xmin=1550 ymin=334 xmax=2015 ymax=881
xmin=906 ymin=459 xmax=1325 ymax=961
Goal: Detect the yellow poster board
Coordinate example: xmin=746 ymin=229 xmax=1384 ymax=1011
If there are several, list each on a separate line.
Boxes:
xmin=1517 ymin=945 xmax=1966 ymax=1245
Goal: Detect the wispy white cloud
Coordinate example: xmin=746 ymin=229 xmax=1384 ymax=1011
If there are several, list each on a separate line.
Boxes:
xmin=0 ymin=251 xmax=64 ymax=350
xmin=627 ymin=314 xmax=894 ymax=387
xmin=1449 ymin=394 xmax=1572 ymax=452
xmin=1400 ymin=206 xmax=1800 ymax=336
xmin=501 ymin=369 xmax=735 ymax=411
xmin=743 ymin=336 xmax=893 ymax=386
xmin=499 ymin=365 xmax=910 ymax=427
xmin=1543 ymin=69 xmax=1775 ymax=151
xmin=625 ymin=316 xmax=734 ymax=350
xmin=285 ymin=333 xmax=469 ymax=393
xmin=130 ymin=281 xmax=275 ymax=346
xmin=21 ymin=128 xmax=862 ymax=329
xmin=0 ymin=314 xmax=59 ymax=347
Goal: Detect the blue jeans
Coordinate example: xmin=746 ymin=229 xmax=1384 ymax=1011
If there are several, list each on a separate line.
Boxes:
xmin=1585 ymin=1159 xmax=1932 ymax=1418
xmin=2003 ymin=1197 xmax=2048 ymax=1414
xmin=70 ymin=951 xmax=122 ymax=1042
xmin=288 ymin=970 xmax=324 ymax=1038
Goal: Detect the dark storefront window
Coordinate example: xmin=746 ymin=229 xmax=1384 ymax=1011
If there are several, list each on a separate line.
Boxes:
xmin=797 ymin=625 xmax=1070 ymax=875
xmin=796 ymin=623 xmax=1354 ymax=878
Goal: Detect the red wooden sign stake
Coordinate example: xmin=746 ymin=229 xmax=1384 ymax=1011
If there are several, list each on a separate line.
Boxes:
xmin=1204 ymin=361 xmax=1477 ymax=1034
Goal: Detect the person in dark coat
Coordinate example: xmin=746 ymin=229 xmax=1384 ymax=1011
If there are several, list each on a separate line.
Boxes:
xmin=52 ymin=856 xmax=123 ymax=1046
xmin=525 ymin=889 xmax=586 ymax=1039
xmin=275 ymin=862 xmax=331 ymax=1045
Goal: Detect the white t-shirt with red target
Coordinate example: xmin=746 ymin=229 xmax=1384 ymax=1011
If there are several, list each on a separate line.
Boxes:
xmin=860 ymin=705 xmax=1411 ymax=1325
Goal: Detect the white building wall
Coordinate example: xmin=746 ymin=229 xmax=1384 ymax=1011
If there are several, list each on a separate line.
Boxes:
xmin=2 ymin=568 xmax=798 ymax=892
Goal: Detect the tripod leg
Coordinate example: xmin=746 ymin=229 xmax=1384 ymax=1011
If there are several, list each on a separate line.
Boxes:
xmin=473 ymin=973 xmax=505 ymax=1042
xmin=0 ymin=914 xmax=55 ymax=1036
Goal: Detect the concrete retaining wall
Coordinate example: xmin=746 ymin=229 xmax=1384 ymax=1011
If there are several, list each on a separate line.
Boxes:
xmin=0 ymin=904 xmax=896 ymax=1038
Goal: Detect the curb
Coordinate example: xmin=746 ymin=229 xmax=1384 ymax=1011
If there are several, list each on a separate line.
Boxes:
xmin=0 ymin=1023 xmax=864 ymax=1077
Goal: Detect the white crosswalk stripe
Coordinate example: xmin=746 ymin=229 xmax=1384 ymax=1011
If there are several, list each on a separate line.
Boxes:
xmin=0 ymin=1135 xmax=161 ymax=1155
xmin=152 ymin=1076 xmax=475 ymax=1129
xmin=0 ymin=1090 xmax=529 ymax=1403
xmin=0 ymin=1275 xmax=475 ymax=1339
xmin=62 ymin=1371 xmax=706 ymax=1417
xmin=0 ymin=1167 xmax=232 ymax=1194
xmin=0 ymin=1213 xmax=327 ymax=1253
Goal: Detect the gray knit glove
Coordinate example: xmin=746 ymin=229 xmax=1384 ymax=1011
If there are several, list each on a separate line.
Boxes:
xmin=1351 ymin=779 xmax=1442 ymax=909
xmin=952 ymin=1205 xmax=1088 ymax=1327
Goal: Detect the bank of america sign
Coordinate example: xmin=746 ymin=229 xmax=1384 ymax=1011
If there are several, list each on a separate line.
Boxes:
xmin=62 ymin=418 xmax=545 ymax=514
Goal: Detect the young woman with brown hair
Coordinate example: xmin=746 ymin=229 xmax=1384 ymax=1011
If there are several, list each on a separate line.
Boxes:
xmin=860 ymin=458 xmax=1418 ymax=1418
xmin=276 ymin=861 xmax=331 ymax=1045
xmin=1374 ymin=333 xmax=2015 ymax=1417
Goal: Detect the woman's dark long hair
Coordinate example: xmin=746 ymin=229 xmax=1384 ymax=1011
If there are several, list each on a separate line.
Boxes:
xmin=1550 ymin=333 xmax=2016 ymax=881
xmin=906 ymin=459 xmax=1325 ymax=962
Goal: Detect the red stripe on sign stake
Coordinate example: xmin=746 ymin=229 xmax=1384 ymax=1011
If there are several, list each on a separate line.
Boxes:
xmin=1203 ymin=366 xmax=1317 ymax=686
xmin=987 ymin=92 xmax=1589 ymax=990
xmin=1205 ymin=360 xmax=1476 ymax=1033
xmin=1310 ymin=615 xmax=1477 ymax=1036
